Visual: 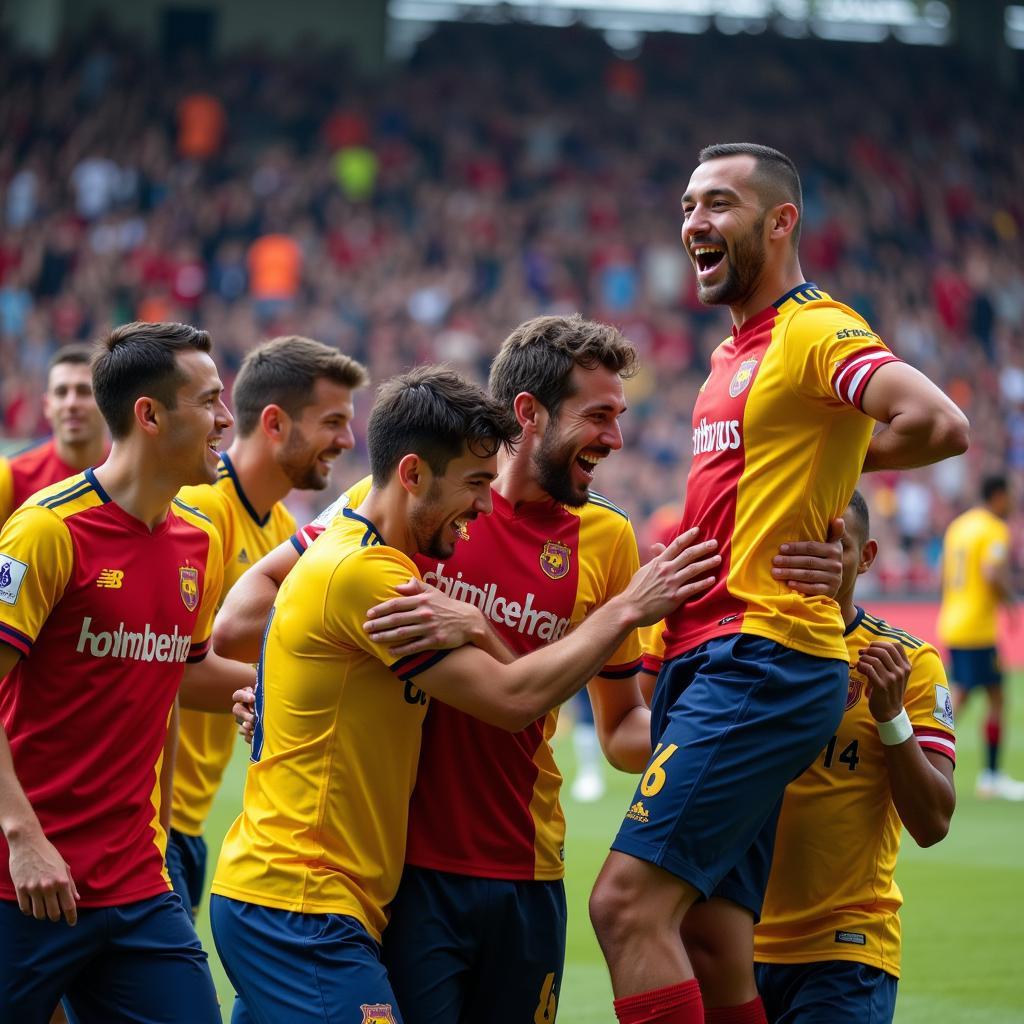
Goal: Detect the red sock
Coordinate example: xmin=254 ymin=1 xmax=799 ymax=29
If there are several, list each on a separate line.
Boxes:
xmin=704 ymin=996 xmax=768 ymax=1024
xmin=614 ymin=979 xmax=704 ymax=1024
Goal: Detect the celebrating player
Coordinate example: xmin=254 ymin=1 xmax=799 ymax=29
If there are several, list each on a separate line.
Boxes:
xmin=208 ymin=365 xmax=719 ymax=1024
xmin=0 ymin=322 xmax=241 ymax=1023
xmin=168 ymin=335 xmax=368 ymax=920
xmin=938 ymin=474 xmax=1024 ymax=800
xmin=749 ymin=491 xmax=956 ymax=1022
xmin=0 ymin=344 xmax=108 ymax=527
xmin=588 ymin=143 xmax=969 ymax=1024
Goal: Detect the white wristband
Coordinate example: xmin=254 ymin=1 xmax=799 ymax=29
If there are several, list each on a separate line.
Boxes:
xmin=876 ymin=708 xmax=913 ymax=746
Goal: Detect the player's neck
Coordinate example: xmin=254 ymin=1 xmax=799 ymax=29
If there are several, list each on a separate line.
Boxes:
xmin=92 ymin=445 xmax=181 ymax=530
xmin=728 ymin=258 xmax=805 ymax=332
xmin=491 ymin=445 xmax=546 ymax=507
xmin=840 ymin=594 xmax=858 ymax=628
xmin=224 ymin=440 xmax=290 ymax=518
xmin=53 ymin=435 xmax=106 ymax=472
xmin=353 ymin=487 xmax=417 ymax=557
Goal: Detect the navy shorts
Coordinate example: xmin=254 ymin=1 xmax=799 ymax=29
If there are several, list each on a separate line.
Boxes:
xmin=755 ymin=960 xmax=898 ymax=1023
xmin=167 ymin=829 xmax=208 ymax=919
xmin=572 ymin=688 xmax=596 ymax=726
xmin=611 ymin=634 xmax=847 ymax=917
xmin=0 ymin=890 xmax=219 ymax=1024
xmin=949 ymin=646 xmax=1002 ymax=690
xmin=382 ymin=866 xmax=566 ymax=1024
xmin=210 ymin=894 xmax=402 ymax=1024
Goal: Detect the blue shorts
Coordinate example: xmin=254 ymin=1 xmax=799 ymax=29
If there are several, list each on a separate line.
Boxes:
xmin=382 ymin=866 xmax=565 ymax=1024
xmin=0 ymin=890 xmax=219 ymax=1024
xmin=949 ymin=647 xmax=1002 ymax=690
xmin=611 ymin=634 xmax=847 ymax=917
xmin=572 ymin=688 xmax=596 ymax=726
xmin=167 ymin=829 xmax=208 ymax=919
xmin=755 ymin=961 xmax=898 ymax=1023
xmin=210 ymin=894 xmax=402 ymax=1024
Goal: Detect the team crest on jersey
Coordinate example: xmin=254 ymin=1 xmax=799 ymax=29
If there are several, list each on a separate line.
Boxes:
xmin=728 ymin=358 xmax=759 ymax=398
xmin=845 ymin=673 xmax=864 ymax=710
xmin=179 ymin=566 xmax=199 ymax=612
xmin=540 ymin=540 xmax=571 ymax=580
xmin=360 ymin=1005 xmax=397 ymax=1024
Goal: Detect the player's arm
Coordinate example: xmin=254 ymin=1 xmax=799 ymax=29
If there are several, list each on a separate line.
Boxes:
xmin=857 ymin=641 xmax=956 ymax=848
xmin=588 ymin=674 xmax=651 ymax=773
xmin=982 ymin=542 xmax=1015 ymax=606
xmin=0 ymin=645 xmax=80 ymax=924
xmin=410 ymin=530 xmax=719 ymax=732
xmin=179 ymin=652 xmax=257 ymax=712
xmin=860 ymin=362 xmax=969 ymax=471
xmin=213 ymin=539 xmax=301 ymax=662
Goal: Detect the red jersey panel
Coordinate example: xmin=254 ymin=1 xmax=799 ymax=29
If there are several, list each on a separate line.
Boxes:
xmin=0 ymin=439 xmax=81 ymax=525
xmin=0 ymin=469 xmax=222 ymax=906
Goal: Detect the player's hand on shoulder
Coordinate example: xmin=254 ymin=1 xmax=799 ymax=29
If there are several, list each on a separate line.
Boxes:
xmin=8 ymin=829 xmax=79 ymax=925
xmin=772 ymin=517 xmax=844 ymax=597
xmin=858 ymin=640 xmax=911 ymax=721
xmin=233 ymin=686 xmax=255 ymax=743
xmin=364 ymin=577 xmax=485 ymax=657
xmin=624 ymin=527 xmax=719 ymax=626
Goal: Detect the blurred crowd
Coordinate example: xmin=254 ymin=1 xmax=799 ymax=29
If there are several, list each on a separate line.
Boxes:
xmin=1 ymin=19 xmax=1022 ymax=593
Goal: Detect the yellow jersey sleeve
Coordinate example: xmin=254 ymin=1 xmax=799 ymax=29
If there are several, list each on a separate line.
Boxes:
xmin=595 ymin=513 xmax=642 ymax=676
xmin=177 ymin=484 xmax=234 ymax=574
xmin=0 ymin=458 xmax=13 ymax=527
xmin=904 ymin=642 xmax=956 ymax=762
xmin=0 ymin=505 xmax=74 ymax=653
xmin=782 ymin=303 xmax=900 ymax=410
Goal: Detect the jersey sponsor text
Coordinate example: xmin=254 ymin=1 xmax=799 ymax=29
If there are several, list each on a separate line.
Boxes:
xmin=76 ymin=616 xmax=192 ymax=663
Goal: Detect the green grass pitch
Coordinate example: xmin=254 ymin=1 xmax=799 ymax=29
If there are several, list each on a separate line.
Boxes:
xmin=196 ymin=673 xmax=1024 ymax=1022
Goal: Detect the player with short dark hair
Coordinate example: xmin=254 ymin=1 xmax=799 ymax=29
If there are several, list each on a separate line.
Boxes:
xmin=938 ymin=474 xmax=1024 ymax=800
xmin=0 ymin=345 xmax=108 ymax=527
xmin=208 ymin=365 xmax=718 ymax=1024
xmin=168 ymin=336 xmax=368 ymax=920
xmin=0 ymin=321 xmax=238 ymax=1023
xmin=589 ymin=144 xmax=969 ymax=1024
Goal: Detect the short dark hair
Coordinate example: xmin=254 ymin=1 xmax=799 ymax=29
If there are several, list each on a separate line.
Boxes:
xmin=982 ymin=474 xmax=1008 ymax=503
xmin=48 ymin=344 xmax=94 ymax=376
xmin=92 ymin=321 xmax=212 ymax=439
xmin=232 ymin=336 xmax=369 ymax=437
xmin=367 ymin=366 xmax=518 ymax=483
xmin=698 ymin=142 xmax=803 ymax=245
xmin=488 ymin=314 xmax=638 ymax=419
xmin=846 ymin=489 xmax=871 ymax=544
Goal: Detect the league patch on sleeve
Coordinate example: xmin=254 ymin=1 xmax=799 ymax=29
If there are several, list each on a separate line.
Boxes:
xmin=933 ymin=684 xmax=955 ymax=728
xmin=0 ymin=554 xmax=28 ymax=605
xmin=312 ymin=492 xmax=350 ymax=529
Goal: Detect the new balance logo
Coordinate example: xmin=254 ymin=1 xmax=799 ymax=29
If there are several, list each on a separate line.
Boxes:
xmin=625 ymin=800 xmax=650 ymax=823
xmin=76 ymin=617 xmax=191 ymax=663
xmin=96 ymin=569 xmax=124 ymax=589
xmin=237 ymin=549 xmax=250 ymax=564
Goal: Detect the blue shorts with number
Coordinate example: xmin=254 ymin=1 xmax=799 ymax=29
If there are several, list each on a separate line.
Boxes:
xmin=0 ymin=890 xmax=219 ymax=1024
xmin=611 ymin=634 xmax=847 ymax=917
xmin=210 ymin=894 xmax=402 ymax=1024
xmin=167 ymin=829 xmax=208 ymax=919
xmin=755 ymin=960 xmax=898 ymax=1023
xmin=949 ymin=646 xmax=1002 ymax=691
xmin=382 ymin=865 xmax=565 ymax=1024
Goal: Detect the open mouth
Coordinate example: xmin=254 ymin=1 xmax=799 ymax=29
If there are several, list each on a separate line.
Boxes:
xmin=575 ymin=451 xmax=604 ymax=481
xmin=692 ymin=245 xmax=726 ymax=276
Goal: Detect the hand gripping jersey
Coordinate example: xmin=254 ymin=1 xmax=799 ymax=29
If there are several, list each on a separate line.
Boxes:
xmin=211 ymin=507 xmax=450 ymax=942
xmin=937 ymin=507 xmax=1010 ymax=649
xmin=295 ymin=476 xmax=643 ymax=881
xmin=662 ymin=284 xmax=901 ymax=663
xmin=171 ymin=453 xmax=297 ymax=837
xmin=0 ymin=438 xmax=91 ymax=526
xmin=0 ymin=469 xmax=221 ymax=906
xmin=754 ymin=608 xmax=956 ymax=976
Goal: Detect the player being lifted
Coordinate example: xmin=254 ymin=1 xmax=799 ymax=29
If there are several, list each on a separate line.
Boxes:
xmin=589 ymin=144 xmax=968 ymax=1024
xmin=168 ymin=336 xmax=367 ymax=920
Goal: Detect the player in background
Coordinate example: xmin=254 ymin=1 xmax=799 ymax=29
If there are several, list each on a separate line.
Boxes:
xmin=0 ymin=322 xmax=243 ymax=1023
xmin=219 ymin=315 xmax=844 ymax=1024
xmin=589 ymin=143 xmax=969 ymax=1024
xmin=938 ymin=475 xmax=1024 ymax=800
xmin=168 ymin=336 xmax=368 ymax=921
xmin=750 ymin=490 xmax=956 ymax=1022
xmin=0 ymin=345 xmax=108 ymax=526
xmin=569 ymin=689 xmax=606 ymax=802
xmin=208 ymin=366 xmax=720 ymax=1024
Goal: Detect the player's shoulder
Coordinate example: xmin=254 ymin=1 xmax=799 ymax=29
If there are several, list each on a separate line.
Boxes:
xmin=858 ymin=608 xmax=929 ymax=652
xmin=171 ymin=495 xmax=219 ymax=537
xmin=778 ymin=286 xmax=878 ymax=339
xmin=27 ymin=471 xmax=103 ymax=522
xmin=177 ymin=480 xmax=229 ymax=522
xmin=5 ymin=437 xmax=53 ymax=470
xmin=579 ymin=490 xmax=631 ymax=525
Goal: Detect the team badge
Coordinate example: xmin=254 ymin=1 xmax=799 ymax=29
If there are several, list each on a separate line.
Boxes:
xmin=0 ymin=554 xmax=28 ymax=606
xmin=845 ymin=673 xmax=863 ymax=710
xmin=360 ymin=1005 xmax=397 ymax=1024
xmin=540 ymin=540 xmax=571 ymax=580
xmin=179 ymin=566 xmax=199 ymax=612
xmin=728 ymin=357 xmax=758 ymax=398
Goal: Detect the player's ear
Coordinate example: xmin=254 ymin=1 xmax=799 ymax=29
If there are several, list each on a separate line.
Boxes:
xmin=134 ymin=395 xmax=161 ymax=436
xmin=769 ymin=202 xmax=799 ymax=242
xmin=514 ymin=392 xmax=546 ymax=436
xmin=396 ymin=452 xmax=427 ymax=495
xmin=260 ymin=404 xmax=289 ymax=441
xmin=858 ymin=538 xmax=878 ymax=576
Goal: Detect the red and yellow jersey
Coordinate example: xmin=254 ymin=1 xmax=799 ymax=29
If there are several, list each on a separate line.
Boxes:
xmin=171 ymin=453 xmax=297 ymax=837
xmin=211 ymin=506 xmax=449 ymax=942
xmin=639 ymin=621 xmax=666 ymax=678
xmin=937 ymin=507 xmax=1009 ymax=649
xmin=662 ymin=284 xmax=901 ymax=663
xmin=754 ymin=607 xmax=956 ymax=976
xmin=0 ymin=469 xmax=221 ymax=906
xmin=295 ymin=478 xmax=643 ymax=881
xmin=0 ymin=439 xmax=91 ymax=526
